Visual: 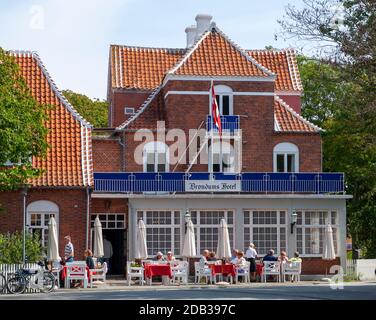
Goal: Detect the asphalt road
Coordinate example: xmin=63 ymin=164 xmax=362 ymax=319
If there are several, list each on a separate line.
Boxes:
xmin=1 ymin=283 xmax=376 ymax=300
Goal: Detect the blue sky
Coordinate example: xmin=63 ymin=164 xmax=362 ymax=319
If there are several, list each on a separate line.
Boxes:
xmin=0 ymin=0 xmax=305 ymax=100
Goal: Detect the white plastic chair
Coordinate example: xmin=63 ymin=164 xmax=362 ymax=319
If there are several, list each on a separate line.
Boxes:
xmin=262 ymin=261 xmax=281 ymax=282
xmin=171 ymin=261 xmax=188 ymax=285
xmin=235 ymin=261 xmax=250 ymax=283
xmin=194 ymin=262 xmax=214 ymax=284
xmin=127 ymin=261 xmax=145 ymax=286
xmin=282 ymin=261 xmax=301 ymax=282
xmin=51 ymin=260 xmax=62 ymax=288
xmin=89 ymin=262 xmax=108 ymax=288
xmin=65 ymin=262 xmax=88 ymax=288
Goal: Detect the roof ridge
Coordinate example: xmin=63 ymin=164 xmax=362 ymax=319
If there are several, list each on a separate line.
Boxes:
xmin=247 ymin=48 xmax=297 ymax=53
xmin=166 ymin=23 xmax=276 ymax=77
xmin=110 ymin=44 xmax=187 ymax=52
xmin=9 ymin=50 xmax=92 ymax=129
xmin=285 ymin=50 xmax=303 ymax=91
xmin=116 ymin=86 xmax=162 ymax=130
xmin=275 ymin=96 xmax=322 ymax=132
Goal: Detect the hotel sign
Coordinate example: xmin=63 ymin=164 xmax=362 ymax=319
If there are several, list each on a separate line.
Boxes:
xmin=185 ymin=180 xmax=241 ymax=192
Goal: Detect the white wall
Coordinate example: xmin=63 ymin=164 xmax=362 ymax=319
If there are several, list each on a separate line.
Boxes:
xmin=357 ymin=259 xmax=376 ymax=280
xmin=127 ymin=196 xmax=347 ymax=267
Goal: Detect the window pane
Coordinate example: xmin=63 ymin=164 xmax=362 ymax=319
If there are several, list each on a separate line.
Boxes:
xmin=276 ymin=154 xmax=285 ymax=172
xmin=287 ymin=154 xmax=295 ymax=172
xmin=222 ymin=95 xmax=230 ymax=115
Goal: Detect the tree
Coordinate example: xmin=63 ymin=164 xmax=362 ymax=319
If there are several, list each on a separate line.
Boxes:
xmin=0 ymin=232 xmax=43 ymax=264
xmin=280 ymin=0 xmax=376 ymax=257
xmin=0 ymin=47 xmax=48 ymax=192
xmin=62 ymin=90 xmax=108 ymax=128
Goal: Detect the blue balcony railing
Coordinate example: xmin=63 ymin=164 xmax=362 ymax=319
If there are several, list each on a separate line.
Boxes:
xmin=206 ymin=115 xmax=239 ymax=134
xmin=94 ymin=172 xmax=345 ymax=194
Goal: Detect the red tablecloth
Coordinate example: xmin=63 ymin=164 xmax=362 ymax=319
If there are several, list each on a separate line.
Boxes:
xmin=144 ymin=264 xmax=172 ymax=279
xmin=209 ymin=264 xmax=236 ymax=278
xmin=256 ymin=263 xmax=263 ymax=276
xmin=61 ymin=265 xmax=91 ymax=281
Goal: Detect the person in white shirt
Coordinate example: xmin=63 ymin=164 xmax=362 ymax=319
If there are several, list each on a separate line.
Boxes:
xmin=199 ymin=250 xmax=210 ymax=269
xmin=103 ymin=234 xmax=113 ymax=272
xmin=245 ymin=243 xmax=258 ymax=281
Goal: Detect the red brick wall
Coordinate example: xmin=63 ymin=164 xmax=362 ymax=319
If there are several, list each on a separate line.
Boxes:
xmin=92 ymin=138 xmax=122 ymax=172
xmin=110 ymin=90 xmax=151 ymax=127
xmin=91 ymin=198 xmax=128 ymax=229
xmin=108 ymin=80 xmax=321 ymax=173
xmin=301 ymin=257 xmax=341 ymax=275
xmin=0 ymin=188 xmax=88 ymax=260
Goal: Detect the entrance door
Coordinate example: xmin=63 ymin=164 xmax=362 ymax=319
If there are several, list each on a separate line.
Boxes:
xmin=90 ymin=214 xmax=127 ymax=276
xmin=103 ymin=229 xmax=125 ymax=275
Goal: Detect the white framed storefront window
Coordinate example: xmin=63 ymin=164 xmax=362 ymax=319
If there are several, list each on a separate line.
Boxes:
xmin=26 ymin=200 xmax=59 ymax=248
xmin=137 ymin=210 xmax=181 ymax=257
xmin=296 ymin=210 xmax=338 ymax=257
xmin=243 ymin=210 xmax=287 ymax=255
xmin=90 ymin=213 xmax=126 ymax=229
xmin=273 ymin=142 xmax=299 ymax=173
xmin=143 ymin=141 xmax=169 ymax=173
xmin=190 ymin=210 xmax=234 ymax=254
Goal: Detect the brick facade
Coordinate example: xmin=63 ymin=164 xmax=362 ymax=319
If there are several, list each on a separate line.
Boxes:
xmin=0 ymin=188 xmax=88 ymax=260
xmin=107 ymin=79 xmax=321 ymax=173
xmin=92 ymin=138 xmax=122 ymax=172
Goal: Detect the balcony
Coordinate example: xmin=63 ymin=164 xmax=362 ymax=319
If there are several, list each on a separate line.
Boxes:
xmin=206 ymin=115 xmax=239 ymax=135
xmin=94 ymin=172 xmax=345 ymax=194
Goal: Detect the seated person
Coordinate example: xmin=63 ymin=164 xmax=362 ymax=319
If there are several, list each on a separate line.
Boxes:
xmin=230 ymin=249 xmax=239 ymax=264
xmin=262 ymin=249 xmax=278 ymax=262
xmin=207 ymin=251 xmax=217 ymax=262
xmin=166 ymin=251 xmax=176 ymax=262
xmin=85 ymin=249 xmax=95 ymax=270
xmin=199 ymin=250 xmax=210 ymax=269
xmin=278 ymin=251 xmax=289 ymax=264
xmin=152 ymin=251 xmax=165 ymax=262
xmin=234 ymin=251 xmax=247 ymax=282
xmin=289 ymin=251 xmax=302 ymax=263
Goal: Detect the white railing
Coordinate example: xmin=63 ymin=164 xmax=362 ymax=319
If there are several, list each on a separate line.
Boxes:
xmin=0 ymin=263 xmax=41 ymax=294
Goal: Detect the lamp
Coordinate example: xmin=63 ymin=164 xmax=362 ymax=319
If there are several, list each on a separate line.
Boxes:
xmin=291 ymin=209 xmax=298 ymax=234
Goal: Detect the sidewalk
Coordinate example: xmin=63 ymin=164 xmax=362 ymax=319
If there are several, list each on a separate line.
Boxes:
xmin=57 ymin=279 xmax=375 ymax=293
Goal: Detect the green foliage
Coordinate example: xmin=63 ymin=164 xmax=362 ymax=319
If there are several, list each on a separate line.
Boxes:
xmin=0 ymin=231 xmax=43 ymax=264
xmin=62 ymin=90 xmax=108 ymax=128
xmin=0 ymin=47 xmax=48 ymax=191
xmin=283 ymin=0 xmax=376 ymax=257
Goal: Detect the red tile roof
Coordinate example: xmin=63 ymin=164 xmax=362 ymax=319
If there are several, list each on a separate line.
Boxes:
xmin=248 ymin=49 xmax=302 ymax=92
xmin=274 ymin=96 xmax=320 ymax=133
xmin=168 ymin=29 xmax=273 ymax=77
xmin=10 ymin=51 xmax=93 ymax=187
xmin=110 ymin=46 xmax=184 ymax=90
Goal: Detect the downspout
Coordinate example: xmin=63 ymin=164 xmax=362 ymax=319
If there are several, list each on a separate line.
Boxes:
xmin=22 ymin=186 xmax=28 ymax=264
xmin=85 ymin=186 xmax=91 ymax=249
xmin=118 ymin=130 xmax=126 ymax=171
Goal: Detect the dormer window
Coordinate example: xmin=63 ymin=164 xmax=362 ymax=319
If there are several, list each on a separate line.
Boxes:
xmin=211 ymin=85 xmax=233 ymax=116
xmin=124 ymin=107 xmax=135 ymax=115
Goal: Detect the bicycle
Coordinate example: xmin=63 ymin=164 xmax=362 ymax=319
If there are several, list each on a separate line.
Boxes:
xmin=6 ymin=260 xmax=55 ymax=294
xmin=0 ymin=272 xmax=7 ymax=294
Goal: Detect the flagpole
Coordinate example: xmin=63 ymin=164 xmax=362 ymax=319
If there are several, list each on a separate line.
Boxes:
xmin=210 ymin=80 xmax=213 ymax=181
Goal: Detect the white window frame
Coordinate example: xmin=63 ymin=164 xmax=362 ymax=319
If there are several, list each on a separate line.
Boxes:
xmin=26 ymin=200 xmax=59 ymax=248
xmin=273 ymin=142 xmax=299 ymax=173
xmin=143 ymin=141 xmax=169 ymax=173
xmin=243 ymin=209 xmax=288 ymax=256
xmin=190 ymin=209 xmax=235 ymax=256
xmin=295 ymin=210 xmax=339 ymax=257
xmin=124 ymin=107 xmax=135 ymax=115
xmin=137 ymin=210 xmax=181 ymax=257
xmin=209 ymin=85 xmax=234 ymax=116
xmin=208 ymin=140 xmax=236 ymax=173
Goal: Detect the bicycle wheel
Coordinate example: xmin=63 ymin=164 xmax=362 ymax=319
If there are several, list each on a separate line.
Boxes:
xmin=0 ymin=274 xmax=7 ymax=294
xmin=41 ymin=272 xmax=55 ymax=293
xmin=7 ymin=276 xmax=27 ymax=294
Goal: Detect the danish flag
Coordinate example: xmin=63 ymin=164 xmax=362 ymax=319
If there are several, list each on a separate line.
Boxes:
xmin=211 ymin=81 xmax=222 ymax=138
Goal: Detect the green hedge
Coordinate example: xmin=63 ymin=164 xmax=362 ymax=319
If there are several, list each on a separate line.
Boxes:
xmin=0 ymin=231 xmax=43 ymax=264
